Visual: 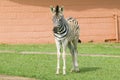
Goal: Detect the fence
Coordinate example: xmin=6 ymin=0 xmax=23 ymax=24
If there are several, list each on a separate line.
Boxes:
xmin=75 ymin=14 xmax=120 ymax=43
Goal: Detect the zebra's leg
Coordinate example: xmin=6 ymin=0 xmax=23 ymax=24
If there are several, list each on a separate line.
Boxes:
xmin=55 ymin=40 xmax=61 ymax=74
xmin=68 ymin=42 xmax=76 ymax=72
xmin=62 ymin=39 xmax=68 ymax=75
xmin=72 ymin=40 xmax=80 ymax=72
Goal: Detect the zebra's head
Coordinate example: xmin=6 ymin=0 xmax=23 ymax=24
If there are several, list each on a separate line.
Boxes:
xmin=50 ymin=5 xmax=64 ymax=33
xmin=50 ymin=5 xmax=64 ymax=17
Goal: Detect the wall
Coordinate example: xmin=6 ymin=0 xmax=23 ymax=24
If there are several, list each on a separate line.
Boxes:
xmin=0 ymin=0 xmax=120 ymax=44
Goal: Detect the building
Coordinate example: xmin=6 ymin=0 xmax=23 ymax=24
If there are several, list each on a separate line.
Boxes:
xmin=0 ymin=0 xmax=120 ymax=44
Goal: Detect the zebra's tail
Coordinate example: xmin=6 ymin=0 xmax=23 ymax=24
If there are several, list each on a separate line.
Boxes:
xmin=78 ymin=39 xmax=81 ymax=43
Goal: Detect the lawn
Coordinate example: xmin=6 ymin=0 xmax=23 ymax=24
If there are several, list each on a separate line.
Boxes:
xmin=0 ymin=43 xmax=120 ymax=80
xmin=0 ymin=43 xmax=120 ymax=55
xmin=0 ymin=53 xmax=120 ymax=80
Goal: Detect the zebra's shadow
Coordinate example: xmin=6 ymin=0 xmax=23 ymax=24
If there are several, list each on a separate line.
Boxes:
xmin=80 ymin=67 xmax=101 ymax=73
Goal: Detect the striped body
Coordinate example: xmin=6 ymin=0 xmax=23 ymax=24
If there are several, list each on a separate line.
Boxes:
xmin=53 ymin=17 xmax=80 ymax=42
xmin=50 ymin=5 xmax=80 ymax=75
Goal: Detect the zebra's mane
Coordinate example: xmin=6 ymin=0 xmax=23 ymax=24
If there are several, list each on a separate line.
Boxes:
xmin=55 ymin=5 xmax=59 ymax=15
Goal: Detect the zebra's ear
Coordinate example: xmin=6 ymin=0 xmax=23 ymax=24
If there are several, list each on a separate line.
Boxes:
xmin=60 ymin=6 xmax=64 ymax=12
xmin=50 ymin=6 xmax=55 ymax=13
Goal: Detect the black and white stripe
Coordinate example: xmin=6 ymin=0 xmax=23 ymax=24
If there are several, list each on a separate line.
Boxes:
xmin=53 ymin=18 xmax=69 ymax=40
xmin=50 ymin=5 xmax=80 ymax=75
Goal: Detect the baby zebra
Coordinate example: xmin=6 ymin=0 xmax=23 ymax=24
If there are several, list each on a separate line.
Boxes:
xmin=50 ymin=5 xmax=80 ymax=75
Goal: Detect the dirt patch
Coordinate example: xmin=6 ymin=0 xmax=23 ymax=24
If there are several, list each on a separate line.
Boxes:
xmin=20 ymin=51 xmax=120 ymax=58
xmin=0 ymin=50 xmax=16 ymax=53
xmin=0 ymin=51 xmax=120 ymax=58
xmin=80 ymin=54 xmax=120 ymax=58
xmin=0 ymin=75 xmax=36 ymax=80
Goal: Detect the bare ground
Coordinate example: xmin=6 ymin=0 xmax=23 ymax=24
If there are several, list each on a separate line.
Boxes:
xmin=0 ymin=75 xmax=36 ymax=80
xmin=20 ymin=51 xmax=120 ymax=58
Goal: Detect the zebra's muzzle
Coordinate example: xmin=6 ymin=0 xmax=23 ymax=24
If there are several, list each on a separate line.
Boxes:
xmin=53 ymin=27 xmax=59 ymax=33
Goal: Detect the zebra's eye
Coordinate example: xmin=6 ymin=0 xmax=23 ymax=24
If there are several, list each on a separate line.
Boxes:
xmin=57 ymin=18 xmax=61 ymax=22
xmin=58 ymin=19 xmax=60 ymax=21
xmin=58 ymin=17 xmax=62 ymax=21
xmin=59 ymin=19 xmax=61 ymax=22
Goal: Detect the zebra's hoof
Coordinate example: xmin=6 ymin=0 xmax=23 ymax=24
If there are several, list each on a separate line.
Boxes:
xmin=56 ymin=72 xmax=59 ymax=75
xmin=63 ymin=72 xmax=66 ymax=75
xmin=63 ymin=71 xmax=66 ymax=75
xmin=71 ymin=68 xmax=80 ymax=73
xmin=70 ymin=68 xmax=75 ymax=72
xmin=56 ymin=71 xmax=60 ymax=75
xmin=75 ymin=68 xmax=80 ymax=73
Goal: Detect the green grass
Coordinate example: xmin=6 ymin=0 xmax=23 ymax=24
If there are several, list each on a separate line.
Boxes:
xmin=0 ymin=43 xmax=120 ymax=80
xmin=78 ymin=43 xmax=120 ymax=55
xmin=0 ymin=43 xmax=120 ymax=55
xmin=0 ymin=53 xmax=120 ymax=80
xmin=0 ymin=43 xmax=56 ymax=52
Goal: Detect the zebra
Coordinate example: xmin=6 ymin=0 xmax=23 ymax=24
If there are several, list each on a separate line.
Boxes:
xmin=50 ymin=5 xmax=80 ymax=75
